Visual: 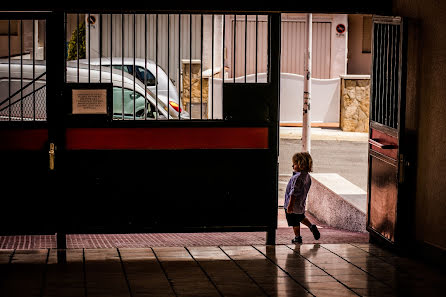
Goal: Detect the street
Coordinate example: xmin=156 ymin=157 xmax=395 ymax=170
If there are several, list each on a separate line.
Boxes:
xmin=279 ymin=138 xmax=369 ymax=191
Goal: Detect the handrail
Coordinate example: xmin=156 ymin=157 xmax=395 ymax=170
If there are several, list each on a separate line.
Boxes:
xmin=368 ymin=138 xmax=397 ymax=149
xmin=0 ymin=84 xmax=46 ymax=113
xmin=0 ymin=72 xmax=46 ymax=107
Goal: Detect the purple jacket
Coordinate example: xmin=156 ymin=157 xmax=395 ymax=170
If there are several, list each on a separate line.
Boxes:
xmin=284 ymin=171 xmax=312 ymax=214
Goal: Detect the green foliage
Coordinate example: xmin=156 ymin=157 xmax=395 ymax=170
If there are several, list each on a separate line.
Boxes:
xmin=67 ymin=22 xmax=86 ymax=61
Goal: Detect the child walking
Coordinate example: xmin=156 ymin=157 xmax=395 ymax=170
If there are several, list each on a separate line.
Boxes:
xmin=284 ymin=152 xmax=320 ymax=244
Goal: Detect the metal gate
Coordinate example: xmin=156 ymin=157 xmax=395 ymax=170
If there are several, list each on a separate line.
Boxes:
xmin=0 ymin=11 xmax=281 ymax=245
xmin=367 ymin=15 xmax=411 ymax=248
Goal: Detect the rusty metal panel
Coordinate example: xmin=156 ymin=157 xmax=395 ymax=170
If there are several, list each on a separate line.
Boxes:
xmin=368 ymin=152 xmax=398 ymax=242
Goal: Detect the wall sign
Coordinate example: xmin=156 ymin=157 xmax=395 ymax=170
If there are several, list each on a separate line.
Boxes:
xmin=336 ymin=24 xmax=346 ymax=36
xmin=65 ymin=83 xmax=113 ymax=124
xmin=72 ymin=89 xmax=107 ymax=114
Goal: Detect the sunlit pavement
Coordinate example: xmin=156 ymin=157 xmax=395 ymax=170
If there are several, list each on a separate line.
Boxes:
xmin=1 ymin=243 xmax=444 ymax=297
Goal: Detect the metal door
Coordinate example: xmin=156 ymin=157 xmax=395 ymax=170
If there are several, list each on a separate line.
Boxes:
xmin=0 ymin=12 xmax=54 ymax=234
xmin=367 ymin=16 xmax=408 ymax=247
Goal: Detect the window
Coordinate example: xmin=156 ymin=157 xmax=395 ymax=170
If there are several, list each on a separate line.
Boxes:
xmin=112 ymin=87 xmax=159 ymax=119
xmin=112 ymin=65 xmax=156 ymax=86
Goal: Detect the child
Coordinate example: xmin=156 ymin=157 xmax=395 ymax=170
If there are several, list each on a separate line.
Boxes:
xmin=284 ymin=152 xmax=320 ymax=244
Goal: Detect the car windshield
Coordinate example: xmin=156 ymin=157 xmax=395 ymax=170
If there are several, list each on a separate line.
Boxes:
xmin=112 ymin=65 xmax=156 ymax=86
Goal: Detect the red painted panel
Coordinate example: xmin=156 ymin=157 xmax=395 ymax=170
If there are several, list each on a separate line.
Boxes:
xmin=0 ymin=129 xmax=48 ymax=150
xmin=66 ymin=127 xmax=269 ymax=150
xmin=369 ymin=128 xmax=398 ymax=160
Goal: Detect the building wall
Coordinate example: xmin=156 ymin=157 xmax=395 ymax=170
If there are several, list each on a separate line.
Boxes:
xmin=392 ymin=0 xmax=446 ymax=252
xmin=347 ymin=14 xmax=372 ymax=75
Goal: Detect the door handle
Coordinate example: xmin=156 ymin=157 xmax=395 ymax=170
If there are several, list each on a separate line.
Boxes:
xmin=368 ymin=138 xmax=396 ymax=149
xmin=49 ymin=143 xmax=55 ymax=171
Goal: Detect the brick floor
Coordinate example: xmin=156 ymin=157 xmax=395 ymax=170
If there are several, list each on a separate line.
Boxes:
xmin=0 ymin=211 xmax=368 ymax=249
xmin=0 ymin=229 xmax=368 ymax=249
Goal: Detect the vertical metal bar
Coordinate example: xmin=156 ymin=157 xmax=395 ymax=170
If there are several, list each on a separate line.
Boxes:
xmin=33 ymin=19 xmax=36 ymax=121
xmin=381 ymin=24 xmax=386 ymax=125
xmin=376 ymin=24 xmax=382 ymax=124
xmin=156 ymin=14 xmax=159 ymax=120
xmin=133 ymin=13 xmax=136 ymax=120
xmin=110 ymin=14 xmax=113 ymax=84
xmin=395 ymin=25 xmax=401 ymax=129
xmin=385 ymin=24 xmax=390 ymax=126
xmin=255 ymin=15 xmax=258 ymax=83
xmin=388 ymin=24 xmax=392 ymax=127
xmin=178 ymin=14 xmax=181 ymax=120
xmin=189 ymin=13 xmax=192 ymax=118
xmin=8 ymin=20 xmax=11 ymax=120
xmin=64 ymin=15 xmax=67 ymax=83
xmin=394 ymin=24 xmax=398 ymax=129
xmin=77 ymin=13 xmax=79 ymax=83
xmin=200 ymin=14 xmax=203 ymax=119
xmin=222 ymin=14 xmax=225 ymax=85
xmin=244 ymin=14 xmax=247 ymax=83
xmin=211 ymin=14 xmax=214 ymax=120
xmin=144 ymin=14 xmax=147 ymax=120
xmin=122 ymin=13 xmax=125 ymax=120
xmin=99 ymin=14 xmax=102 ymax=82
xmin=167 ymin=14 xmax=171 ymax=120
xmin=372 ymin=23 xmax=377 ymax=123
xmin=233 ymin=14 xmax=236 ymax=82
xmin=20 ymin=19 xmax=23 ymax=121
xmin=88 ymin=13 xmax=91 ymax=83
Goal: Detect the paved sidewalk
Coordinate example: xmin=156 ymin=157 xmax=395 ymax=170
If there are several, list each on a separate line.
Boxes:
xmin=1 ymin=243 xmax=445 ymax=297
xmin=0 ymin=211 xmax=368 ymax=249
xmin=280 ymin=126 xmax=368 ymax=142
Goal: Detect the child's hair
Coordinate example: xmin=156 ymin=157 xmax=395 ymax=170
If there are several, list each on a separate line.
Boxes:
xmin=292 ymin=152 xmax=313 ymax=172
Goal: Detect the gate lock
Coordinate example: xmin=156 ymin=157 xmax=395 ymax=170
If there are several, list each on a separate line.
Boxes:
xmin=49 ymin=143 xmax=55 ymax=171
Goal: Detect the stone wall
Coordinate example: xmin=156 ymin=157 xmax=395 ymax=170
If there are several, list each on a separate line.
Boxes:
xmin=340 ymin=75 xmax=370 ymax=132
xmin=182 ymin=60 xmax=209 ymax=119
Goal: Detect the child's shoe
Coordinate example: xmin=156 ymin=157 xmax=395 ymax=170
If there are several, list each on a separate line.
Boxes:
xmin=310 ymin=225 xmax=320 ymax=240
xmin=291 ymin=236 xmax=302 ymax=244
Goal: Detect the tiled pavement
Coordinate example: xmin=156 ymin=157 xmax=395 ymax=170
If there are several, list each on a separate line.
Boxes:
xmin=0 ymin=211 xmax=369 ymax=249
xmin=1 ymin=209 xmax=443 ymax=296
xmin=1 ymin=243 xmax=445 ymax=297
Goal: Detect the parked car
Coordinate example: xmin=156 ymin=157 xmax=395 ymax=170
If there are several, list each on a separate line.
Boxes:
xmin=77 ymin=57 xmax=185 ymax=115
xmin=0 ymin=59 xmax=189 ymax=120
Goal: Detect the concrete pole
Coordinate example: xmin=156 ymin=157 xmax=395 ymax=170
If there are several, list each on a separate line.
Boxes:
xmin=302 ymin=13 xmax=312 ymax=153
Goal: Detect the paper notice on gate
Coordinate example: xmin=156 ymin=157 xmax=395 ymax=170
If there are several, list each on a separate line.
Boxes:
xmin=72 ymin=89 xmax=107 ymax=114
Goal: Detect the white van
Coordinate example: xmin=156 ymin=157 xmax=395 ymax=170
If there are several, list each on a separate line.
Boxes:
xmin=0 ymin=60 xmax=189 ymax=120
xmin=77 ymin=57 xmax=183 ymax=114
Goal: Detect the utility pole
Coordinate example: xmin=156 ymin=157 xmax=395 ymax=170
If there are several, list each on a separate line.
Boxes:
xmin=302 ymin=13 xmax=312 ymax=153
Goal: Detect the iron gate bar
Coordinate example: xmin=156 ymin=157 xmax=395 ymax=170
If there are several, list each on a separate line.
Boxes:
xmin=189 ymin=13 xmax=192 ymax=119
xmin=211 ymin=14 xmax=214 ymax=119
xmin=20 ymin=19 xmax=23 ymax=121
xmin=233 ymin=14 xmax=236 ymax=82
xmin=178 ymin=13 xmax=181 ymax=120
xmin=255 ymin=15 xmax=258 ymax=83
xmin=156 ymin=14 xmax=159 ymax=120
xmin=200 ymin=14 xmax=203 ymax=119
xmin=8 ymin=20 xmax=10 ymax=120
xmin=133 ymin=13 xmax=136 ymax=120
xmin=122 ymin=13 xmax=125 ymax=120
xmin=144 ymin=14 xmax=148 ymax=120
xmin=245 ymin=14 xmax=247 ymax=83
xmin=166 ymin=14 xmax=170 ymax=119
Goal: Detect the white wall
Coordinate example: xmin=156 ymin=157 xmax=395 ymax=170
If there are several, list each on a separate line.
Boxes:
xmin=208 ymin=73 xmax=340 ymax=123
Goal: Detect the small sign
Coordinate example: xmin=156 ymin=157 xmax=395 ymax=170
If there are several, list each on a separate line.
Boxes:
xmin=336 ymin=24 xmax=346 ymax=34
xmin=87 ymin=15 xmax=96 ymax=25
xmin=72 ymin=89 xmax=107 ymax=114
